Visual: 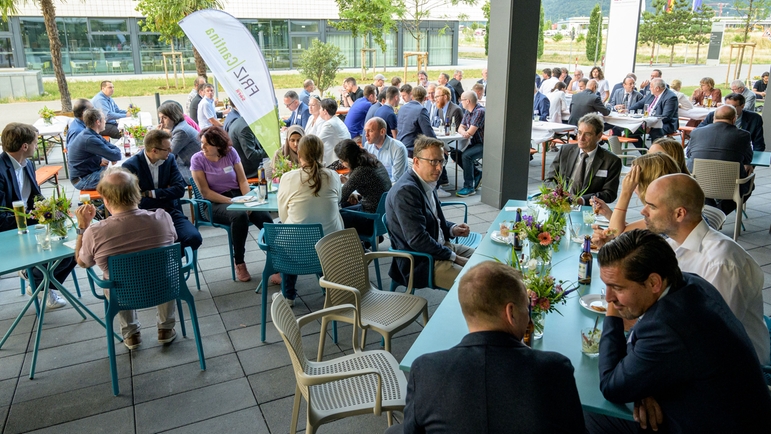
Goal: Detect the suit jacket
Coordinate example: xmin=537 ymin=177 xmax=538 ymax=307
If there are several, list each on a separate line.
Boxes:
xmin=0 ymin=153 xmax=41 ymax=232
xmin=401 ymin=331 xmax=585 ymax=434
xmin=227 ymin=114 xmax=268 ymax=178
xmin=697 ymin=109 xmax=765 ymax=151
xmin=435 ymin=101 xmax=463 ymax=129
xmin=386 ymin=170 xmax=455 ymax=288
xmin=448 ymin=78 xmax=464 ymax=104
xmin=285 ymin=101 xmax=311 ymax=128
xmin=533 ymin=92 xmax=550 ymax=121
xmin=396 ymin=101 xmax=436 ymax=153
xmin=630 ymin=89 xmax=679 ymax=135
xmin=122 ymin=151 xmax=187 ymax=213
xmin=608 ymin=88 xmax=643 ymax=109
xmin=476 ymin=78 xmax=486 ymax=96
xmin=545 ymin=144 xmax=622 ymax=204
xmin=568 ymin=90 xmax=610 ymax=125
xmin=687 ymin=122 xmax=754 ymax=196
xmin=443 ymin=84 xmax=458 ymax=105
xmin=599 ymin=273 xmax=771 ymax=433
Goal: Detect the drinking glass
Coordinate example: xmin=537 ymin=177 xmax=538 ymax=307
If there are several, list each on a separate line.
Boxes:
xmin=533 ymin=110 xmax=540 ymax=121
xmin=35 ymin=225 xmax=51 ymax=250
xmin=583 ymin=210 xmax=596 ymax=225
xmin=643 ymin=104 xmax=650 ymax=117
xmin=12 ymin=200 xmax=27 ymax=234
xmin=569 ymin=220 xmax=582 ymax=244
xmin=581 ymin=327 xmax=602 ymax=356
xmin=80 ymin=193 xmax=91 ymax=205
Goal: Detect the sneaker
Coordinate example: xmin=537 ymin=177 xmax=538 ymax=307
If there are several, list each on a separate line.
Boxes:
xmin=45 ymin=290 xmax=67 ymax=310
xmin=456 ymin=188 xmax=476 ymax=197
xmin=436 ymin=187 xmax=451 ymax=198
xmin=158 ymin=328 xmax=177 ymax=344
xmin=124 ymin=333 xmax=142 ymax=350
xmin=286 ymin=297 xmax=295 ymax=307
xmin=474 ymin=173 xmax=483 ymax=190
xmin=18 ymin=271 xmax=33 ymax=296
xmin=235 ymin=262 xmax=251 ymax=282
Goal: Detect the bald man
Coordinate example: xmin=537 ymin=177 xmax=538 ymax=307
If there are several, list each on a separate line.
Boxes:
xmin=686 ymin=105 xmax=754 ymax=214
xmin=641 ymin=174 xmax=768 ymax=365
xmin=386 ymin=261 xmax=585 ymax=434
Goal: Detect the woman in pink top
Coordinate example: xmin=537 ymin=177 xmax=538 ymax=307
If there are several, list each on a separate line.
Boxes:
xmin=191 ymin=126 xmax=272 ymax=282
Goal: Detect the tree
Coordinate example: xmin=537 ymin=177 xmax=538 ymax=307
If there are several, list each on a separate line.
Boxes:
xmin=688 ymin=5 xmax=715 ymax=64
xmin=552 ymin=33 xmax=563 ymax=42
xmin=482 ymin=1 xmax=490 ymax=55
xmin=398 ymin=0 xmax=478 ymax=53
xmin=638 ymin=1 xmax=664 ymax=61
xmin=298 ymin=40 xmax=345 ymax=97
xmin=330 ymin=0 xmax=400 ymax=75
xmin=538 ymin=4 xmax=544 ymax=58
xmin=733 ymin=0 xmax=771 ymax=42
xmin=135 ymin=0 xmax=224 ymax=81
xmin=654 ymin=0 xmax=692 ymax=66
xmin=585 ymin=3 xmax=603 ymax=63
xmin=1 ymin=0 xmax=72 ymax=111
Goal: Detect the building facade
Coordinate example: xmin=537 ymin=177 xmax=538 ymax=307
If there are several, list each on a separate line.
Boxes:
xmin=1 ymin=0 xmax=465 ymax=75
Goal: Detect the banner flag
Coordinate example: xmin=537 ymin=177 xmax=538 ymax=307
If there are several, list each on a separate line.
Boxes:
xmin=179 ymin=9 xmax=281 ymax=158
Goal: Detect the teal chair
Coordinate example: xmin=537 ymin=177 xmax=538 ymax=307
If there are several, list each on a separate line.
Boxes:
xmin=763 ymin=315 xmax=771 ymax=386
xmin=86 ymin=244 xmax=206 ymax=395
xmin=440 ymin=201 xmax=482 ymax=249
xmin=339 ymin=192 xmax=389 ymax=289
xmin=189 ymin=178 xmax=236 ymax=281
xmin=382 ymin=214 xmax=447 ymax=293
xmin=178 ymin=197 xmax=202 ymax=291
xmin=256 ymin=223 xmax=325 ymax=342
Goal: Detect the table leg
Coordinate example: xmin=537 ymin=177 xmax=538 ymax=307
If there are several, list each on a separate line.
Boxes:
xmin=28 ymin=259 xmax=58 ymax=379
xmin=0 ymin=281 xmax=44 ymax=348
xmin=454 ymin=141 xmax=459 ymax=192
xmin=40 ymin=136 xmax=49 ymax=165
xmin=47 ymin=270 xmax=120 ymax=341
xmin=541 ymin=141 xmax=548 ymax=180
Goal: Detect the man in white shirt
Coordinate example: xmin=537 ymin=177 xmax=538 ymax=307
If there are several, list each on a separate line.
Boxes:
xmin=539 ymin=68 xmax=559 ymax=95
xmin=197 ymin=83 xmax=222 ymax=129
xmin=641 ymin=173 xmax=769 ymax=364
xmin=186 ymin=76 xmax=206 ymax=113
xmin=317 ymin=98 xmax=351 ymax=166
xmin=363 ymin=117 xmax=408 ymax=183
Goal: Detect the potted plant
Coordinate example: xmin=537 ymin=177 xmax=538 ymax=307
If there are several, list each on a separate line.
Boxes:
xmin=38 ymin=106 xmax=55 ymax=125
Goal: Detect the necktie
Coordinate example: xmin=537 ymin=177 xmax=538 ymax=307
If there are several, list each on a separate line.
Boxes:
xmin=572 ymin=153 xmax=588 ymax=194
xmin=649 ymin=95 xmax=659 ymax=113
xmin=625 ymin=93 xmax=631 ymax=108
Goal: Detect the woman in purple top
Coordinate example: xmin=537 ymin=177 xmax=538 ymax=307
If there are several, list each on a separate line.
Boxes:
xmin=191 ymin=126 xmax=272 ymax=282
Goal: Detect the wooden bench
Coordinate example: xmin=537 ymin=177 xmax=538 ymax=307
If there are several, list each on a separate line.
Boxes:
xmin=601 ymin=134 xmax=638 ymax=144
xmin=35 ymin=165 xmax=62 ymax=186
xmin=677 ymin=126 xmax=695 ymax=147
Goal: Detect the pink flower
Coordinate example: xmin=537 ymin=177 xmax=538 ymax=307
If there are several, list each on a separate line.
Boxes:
xmin=539 ymin=298 xmax=551 ymax=311
xmin=537 ymin=232 xmax=552 ymax=246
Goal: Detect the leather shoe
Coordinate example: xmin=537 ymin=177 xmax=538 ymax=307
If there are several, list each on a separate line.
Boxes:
xmin=235 ymin=262 xmax=251 ymax=282
xmin=158 ymin=328 xmax=177 ymax=344
xmin=124 ymin=333 xmax=142 ymax=350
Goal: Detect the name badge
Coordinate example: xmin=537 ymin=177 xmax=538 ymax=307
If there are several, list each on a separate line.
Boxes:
xmin=223 ymin=166 xmax=234 ymax=174
xmin=596 ymin=170 xmax=608 ymax=178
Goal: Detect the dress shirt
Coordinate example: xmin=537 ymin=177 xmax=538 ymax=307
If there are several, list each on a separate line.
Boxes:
xmin=667 ymin=220 xmax=769 ymax=364
xmin=142 ymin=151 xmax=164 ymax=191
xmin=648 ymin=94 xmax=660 ymax=114
xmin=197 ymin=97 xmax=216 ymax=130
xmin=9 ymin=155 xmax=30 ymax=204
xmin=91 ymin=91 xmax=126 ymax=124
xmin=412 ymin=167 xmax=456 ymax=260
xmin=571 ymin=146 xmax=597 ymax=182
xmin=364 ymin=135 xmax=408 ymax=183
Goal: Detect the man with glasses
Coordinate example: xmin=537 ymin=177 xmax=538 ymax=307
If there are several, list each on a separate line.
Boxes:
xmin=282 ymin=90 xmax=310 ymax=129
xmin=122 ymin=129 xmax=202 ymax=254
xmin=455 ymin=91 xmax=485 ymax=197
xmin=386 ymin=136 xmax=474 ymax=290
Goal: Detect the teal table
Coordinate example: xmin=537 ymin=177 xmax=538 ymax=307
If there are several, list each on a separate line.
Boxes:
xmin=0 ymin=227 xmax=116 ymax=379
xmin=400 ymin=200 xmax=634 ymax=420
xmin=226 ymin=187 xmax=279 ymax=212
xmin=751 ymin=151 xmax=771 ymax=167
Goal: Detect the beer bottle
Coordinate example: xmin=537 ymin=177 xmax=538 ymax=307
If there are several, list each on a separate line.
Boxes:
xmin=513 ymin=208 xmax=523 ymax=251
xmin=578 ymin=235 xmax=593 ymax=284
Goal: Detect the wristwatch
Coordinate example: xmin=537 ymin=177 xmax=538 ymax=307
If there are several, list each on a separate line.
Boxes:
xmin=76 ymin=227 xmax=87 ymax=236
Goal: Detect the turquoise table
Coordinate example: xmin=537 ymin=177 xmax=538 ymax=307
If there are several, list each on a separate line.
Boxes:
xmin=751 ymin=151 xmax=771 ymax=167
xmin=226 ymin=187 xmax=279 ymax=212
xmin=400 ymin=200 xmax=634 ymax=420
xmin=0 ymin=227 xmax=116 ymax=379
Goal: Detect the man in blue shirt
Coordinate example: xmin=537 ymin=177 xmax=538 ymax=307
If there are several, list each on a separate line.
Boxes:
xmin=299 ymin=79 xmax=315 ymax=105
xmin=68 ymin=108 xmax=123 ymax=190
xmin=91 ymin=81 xmax=126 ymax=139
xmin=374 ymin=86 xmax=400 ymax=139
xmin=344 ymin=84 xmax=376 ymax=139
xmin=66 ymin=98 xmax=93 ymax=145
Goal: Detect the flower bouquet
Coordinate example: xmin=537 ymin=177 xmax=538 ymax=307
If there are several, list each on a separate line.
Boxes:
xmin=523 ymin=266 xmax=577 ymax=337
xmin=125 ymin=125 xmax=148 ymax=146
xmin=126 ymin=103 xmax=141 ymax=118
xmin=272 ymin=153 xmax=295 ymax=184
xmin=29 ymin=188 xmax=74 ymax=239
xmin=513 ymin=211 xmax=566 ymax=266
xmin=38 ymin=106 xmax=55 ymax=125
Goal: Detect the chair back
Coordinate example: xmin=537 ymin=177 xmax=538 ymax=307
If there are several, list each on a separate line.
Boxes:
xmin=270 ymin=293 xmax=310 ymax=397
xmin=263 ymin=223 xmax=324 ymax=275
xmin=189 ymin=178 xmax=211 ymax=223
xmin=691 ymin=159 xmax=740 ymax=201
xmin=316 ymin=229 xmax=371 ymax=305
xmin=106 ymin=244 xmax=183 ymax=311
xmin=608 ymin=135 xmax=624 ymax=156
xmin=372 ymin=192 xmax=389 ymax=237
xmin=702 ymin=204 xmax=727 ymax=230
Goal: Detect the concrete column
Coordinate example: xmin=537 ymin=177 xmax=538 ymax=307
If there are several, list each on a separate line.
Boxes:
xmin=481 ymin=0 xmax=541 ymax=208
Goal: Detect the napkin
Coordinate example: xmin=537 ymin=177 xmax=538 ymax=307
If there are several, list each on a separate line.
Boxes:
xmin=244 ymin=201 xmax=268 ymax=207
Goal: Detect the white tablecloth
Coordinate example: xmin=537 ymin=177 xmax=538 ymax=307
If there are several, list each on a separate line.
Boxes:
xmin=679 ymin=107 xmax=713 ymax=121
xmin=531 ymin=121 xmax=576 ymax=145
xmin=117 ymin=111 xmax=153 ymax=130
xmin=603 ymin=114 xmax=663 ymax=131
xmin=33 ymin=116 xmax=72 ymax=137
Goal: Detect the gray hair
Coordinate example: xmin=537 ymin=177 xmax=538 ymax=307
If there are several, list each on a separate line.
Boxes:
xmin=730 ymin=79 xmax=746 ymax=90
xmin=651 ymin=78 xmax=666 ymax=91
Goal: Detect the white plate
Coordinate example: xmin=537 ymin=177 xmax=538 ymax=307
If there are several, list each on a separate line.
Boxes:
xmin=231 ymin=195 xmax=256 ymax=204
xmin=490 ymin=230 xmax=513 ymax=245
xmin=595 ymin=215 xmax=609 ymax=224
xmin=580 ymin=294 xmax=607 ymax=315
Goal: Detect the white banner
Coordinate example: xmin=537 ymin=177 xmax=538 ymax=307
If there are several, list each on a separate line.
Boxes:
xmin=604 ymin=0 xmax=644 ymax=90
xmin=179 ymin=9 xmax=281 ymax=157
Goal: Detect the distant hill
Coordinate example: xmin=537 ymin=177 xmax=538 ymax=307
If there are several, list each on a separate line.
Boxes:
xmin=543 ymin=0 xmax=610 ymax=22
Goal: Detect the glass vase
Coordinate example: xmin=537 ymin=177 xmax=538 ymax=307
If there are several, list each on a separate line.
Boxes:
xmin=49 ymin=220 xmax=68 ymax=240
xmin=529 ymin=241 xmax=553 ymax=269
xmin=532 ymin=311 xmax=546 ymax=340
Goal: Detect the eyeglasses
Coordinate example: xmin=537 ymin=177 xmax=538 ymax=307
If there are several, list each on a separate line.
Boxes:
xmin=284 ymin=100 xmax=298 ymax=108
xmin=154 ymin=148 xmax=172 ymax=153
xmin=416 ymin=157 xmax=447 ymax=167
xmin=460 ymin=99 xmax=468 ymax=102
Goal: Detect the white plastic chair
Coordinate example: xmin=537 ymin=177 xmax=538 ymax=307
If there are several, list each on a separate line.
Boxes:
xmin=314 ymin=229 xmax=428 ymax=361
xmin=692 ymin=158 xmax=754 ymax=240
xmin=270 ymin=292 xmax=406 ymax=434
xmin=607 ymin=136 xmax=641 ymax=173
xmin=702 ymin=204 xmax=727 ymax=230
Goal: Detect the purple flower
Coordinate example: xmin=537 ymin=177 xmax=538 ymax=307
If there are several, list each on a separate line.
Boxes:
xmin=44 ymin=211 xmax=52 ymax=219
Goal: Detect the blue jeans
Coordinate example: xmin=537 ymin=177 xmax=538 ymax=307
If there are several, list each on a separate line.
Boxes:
xmin=73 ymin=166 xmax=107 ymax=190
xmin=457 ymin=143 xmax=483 ymax=189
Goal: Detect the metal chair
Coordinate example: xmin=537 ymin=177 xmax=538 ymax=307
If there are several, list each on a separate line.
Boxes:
xmin=270 ymin=292 xmax=406 ymax=434
xmin=339 ymin=192 xmax=389 ymax=289
xmin=315 ymin=229 xmax=428 ymax=360
xmin=382 ymin=214 xmax=448 ymax=292
xmin=440 ymin=201 xmax=482 ymax=249
xmin=256 ymin=223 xmax=324 ymax=342
xmin=189 ymin=177 xmax=236 ymax=281
xmin=86 ymin=244 xmax=206 ymax=395
xmin=691 ymin=159 xmax=755 ymax=240
xmin=20 ymin=268 xmax=81 ymax=298
xmin=702 ymin=204 xmax=727 ymax=230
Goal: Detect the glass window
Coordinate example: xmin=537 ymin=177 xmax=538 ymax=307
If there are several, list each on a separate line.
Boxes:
xmin=376 ymin=30 xmax=398 ymax=68
xmin=244 ymin=20 xmax=289 ymax=69
xmin=138 ymin=34 xmax=166 ymax=73
xmin=326 ymin=32 xmax=364 ymax=68
xmin=0 ymin=37 xmax=14 ymax=68
xmin=428 ymin=29 xmax=452 ymax=65
xmin=290 ymin=20 xmax=319 ymax=33
xmin=0 ymin=20 xmax=9 ymax=32
xmin=89 ymin=18 xmax=128 ymax=33
xmin=402 ymin=29 xmax=429 ymax=67
xmin=91 ymin=34 xmax=132 ymax=73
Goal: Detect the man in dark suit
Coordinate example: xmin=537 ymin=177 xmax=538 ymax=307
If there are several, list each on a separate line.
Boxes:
xmin=533 ymin=86 xmax=550 ymax=121
xmin=437 ymin=72 xmax=458 ymax=104
xmin=697 ymin=92 xmax=765 ymax=151
xmin=282 ymin=90 xmax=310 ymax=129
xmin=587 ymin=229 xmax=771 ymax=434
xmin=396 ymin=87 xmax=436 ymax=156
xmin=568 ymin=80 xmax=610 ymax=126
xmin=385 ymin=261 xmax=585 ymax=434
xmin=385 ymin=137 xmax=472 ymax=290
xmin=432 ymin=85 xmax=462 ymax=128
xmin=476 ymin=67 xmax=487 ymax=97
xmin=122 ymin=129 xmax=202 ymax=253
xmin=1 ymin=123 xmax=74 ymax=309
xmin=448 ymin=70 xmax=464 ymax=104
xmin=629 ymin=78 xmax=678 ymax=141
xmin=224 ymin=102 xmax=268 ymax=179
xmin=546 ymin=114 xmax=622 ymax=204
xmin=687 ymin=105 xmax=754 ymax=214
xmin=608 ymin=76 xmax=644 ymax=147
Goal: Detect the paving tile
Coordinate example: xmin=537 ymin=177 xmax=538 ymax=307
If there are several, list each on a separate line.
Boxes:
xmin=220 ymin=305 xmax=262 ymax=331
xmin=260 ymin=395 xmax=307 ymax=434
xmin=248 ymin=365 xmax=299 ymax=404
xmin=130 ymin=331 xmax=234 ymax=376
xmin=21 ymin=336 xmax=129 ymax=375
xmin=237 ymin=341 xmax=293 ymax=376
xmin=0 ymin=377 xmax=15 ymax=406
xmin=0 ymin=405 xmax=8 ymax=433
xmin=134 ymin=378 xmax=256 ymax=433
xmin=0 ymin=353 xmax=24 ymax=381
xmin=160 ymin=407 xmax=269 ymax=434
xmin=212 ymin=290 xmax=262 ymax=313
xmin=25 ymin=407 xmax=135 ymax=434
